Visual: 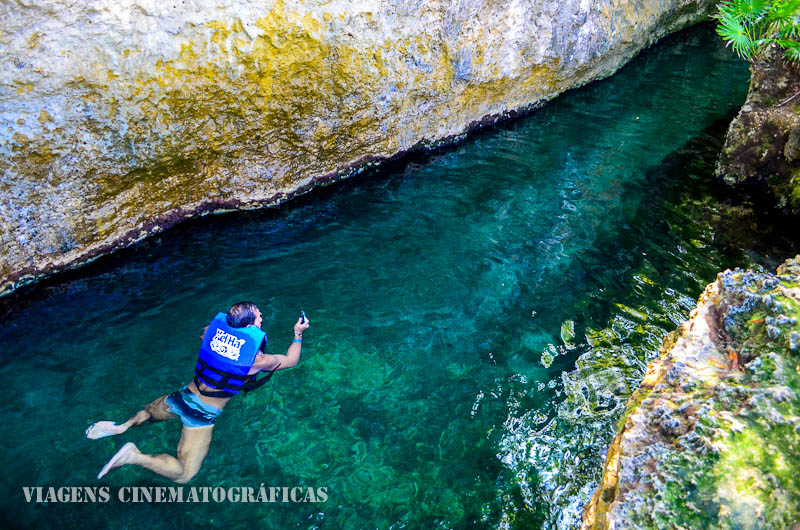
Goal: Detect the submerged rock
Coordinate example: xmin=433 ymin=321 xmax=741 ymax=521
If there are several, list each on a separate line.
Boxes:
xmin=716 ymin=49 xmax=800 ymax=215
xmin=0 ymin=0 xmax=714 ymax=295
xmin=582 ymin=256 xmax=800 ymax=529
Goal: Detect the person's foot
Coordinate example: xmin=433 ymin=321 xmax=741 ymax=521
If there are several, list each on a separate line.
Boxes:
xmin=86 ymin=421 xmax=126 ymax=439
xmin=97 ymin=442 xmax=140 ymax=479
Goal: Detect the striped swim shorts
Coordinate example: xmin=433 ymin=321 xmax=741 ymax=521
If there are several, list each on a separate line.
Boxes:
xmin=165 ymin=386 xmax=223 ymax=428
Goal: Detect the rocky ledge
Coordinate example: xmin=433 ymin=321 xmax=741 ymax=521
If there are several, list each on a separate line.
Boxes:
xmin=716 ymin=49 xmax=800 ymax=216
xmin=0 ymin=0 xmax=715 ymax=295
xmin=582 ymin=257 xmax=800 ymax=529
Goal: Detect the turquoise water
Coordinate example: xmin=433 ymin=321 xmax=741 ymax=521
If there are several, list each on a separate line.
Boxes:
xmin=0 ymin=27 xmax=785 ymax=529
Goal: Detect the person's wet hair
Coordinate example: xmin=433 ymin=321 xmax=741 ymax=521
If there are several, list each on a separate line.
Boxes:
xmin=226 ymin=301 xmax=259 ymax=328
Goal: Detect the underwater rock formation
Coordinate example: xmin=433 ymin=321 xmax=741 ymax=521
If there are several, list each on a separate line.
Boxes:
xmin=582 ymin=257 xmax=800 ymax=529
xmin=0 ymin=0 xmax=715 ymax=294
xmin=716 ymin=49 xmax=800 ymax=216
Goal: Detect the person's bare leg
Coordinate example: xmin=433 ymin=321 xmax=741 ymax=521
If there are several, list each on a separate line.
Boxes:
xmin=97 ymin=425 xmax=214 ymax=483
xmin=87 ymin=395 xmax=177 ymax=439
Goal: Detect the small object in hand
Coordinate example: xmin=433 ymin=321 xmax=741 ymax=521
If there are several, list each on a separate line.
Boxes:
xmin=300 ymin=310 xmax=306 ymax=324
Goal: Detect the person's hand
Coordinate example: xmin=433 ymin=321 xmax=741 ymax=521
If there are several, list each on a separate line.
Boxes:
xmin=294 ymin=316 xmax=310 ymax=337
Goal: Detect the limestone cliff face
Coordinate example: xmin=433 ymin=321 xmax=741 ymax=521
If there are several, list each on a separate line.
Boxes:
xmin=716 ymin=50 xmax=800 ymax=215
xmin=582 ymin=257 xmax=800 ymax=529
xmin=0 ymin=0 xmax=714 ymax=294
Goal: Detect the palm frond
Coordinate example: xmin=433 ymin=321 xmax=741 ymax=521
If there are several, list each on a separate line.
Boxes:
xmin=783 ymin=43 xmax=800 ymax=60
xmin=717 ymin=9 xmax=756 ymax=58
xmin=767 ymin=0 xmax=800 ymax=36
xmin=715 ymin=0 xmax=800 ymax=61
xmin=733 ymin=0 xmax=772 ymax=20
xmin=767 ymin=0 xmax=800 ymax=25
xmin=777 ymin=22 xmax=800 ymax=38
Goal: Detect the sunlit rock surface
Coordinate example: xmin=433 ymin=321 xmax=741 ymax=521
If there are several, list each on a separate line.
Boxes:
xmin=0 ymin=0 xmax=714 ymax=294
xmin=582 ymin=257 xmax=800 ymax=529
xmin=717 ymin=49 xmax=800 ymax=215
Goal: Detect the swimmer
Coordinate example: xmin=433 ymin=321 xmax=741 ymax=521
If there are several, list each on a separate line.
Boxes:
xmin=87 ymin=302 xmax=309 ymax=482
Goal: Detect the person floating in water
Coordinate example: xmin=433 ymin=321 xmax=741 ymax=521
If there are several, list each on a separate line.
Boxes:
xmin=86 ymin=302 xmax=309 ymax=483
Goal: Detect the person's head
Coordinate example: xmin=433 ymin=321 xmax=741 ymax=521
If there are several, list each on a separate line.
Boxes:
xmin=226 ymin=301 xmax=262 ymax=328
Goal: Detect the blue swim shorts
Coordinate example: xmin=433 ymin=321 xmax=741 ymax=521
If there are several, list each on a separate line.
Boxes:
xmin=165 ymin=386 xmax=222 ymax=428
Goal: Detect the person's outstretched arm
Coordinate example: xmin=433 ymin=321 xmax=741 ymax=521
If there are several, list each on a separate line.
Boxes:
xmin=250 ymin=317 xmax=310 ymax=373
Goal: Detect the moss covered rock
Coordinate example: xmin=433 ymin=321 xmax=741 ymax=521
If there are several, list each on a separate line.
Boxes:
xmin=716 ymin=49 xmax=800 ymax=216
xmin=583 ymin=256 xmax=800 ymax=529
xmin=0 ymin=0 xmax=715 ymax=295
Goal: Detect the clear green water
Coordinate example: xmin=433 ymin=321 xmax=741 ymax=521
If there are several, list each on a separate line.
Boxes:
xmin=0 ymin=27 xmax=786 ymax=530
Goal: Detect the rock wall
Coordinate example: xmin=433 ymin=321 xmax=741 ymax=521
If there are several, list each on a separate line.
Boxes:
xmin=582 ymin=257 xmax=800 ymax=529
xmin=0 ymin=0 xmax=714 ymax=295
xmin=716 ymin=49 xmax=800 ymax=215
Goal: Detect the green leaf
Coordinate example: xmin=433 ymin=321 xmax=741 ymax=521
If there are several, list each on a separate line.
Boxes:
xmin=714 ymin=0 xmax=799 ymax=61
xmin=734 ymin=0 xmax=772 ymax=20
xmin=777 ymin=38 xmax=800 ymax=61
xmin=776 ymin=38 xmax=800 ymax=49
xmin=767 ymin=0 xmax=800 ymax=36
xmin=783 ymin=44 xmax=800 ymax=61
xmin=753 ymin=37 xmax=775 ymax=47
xmin=717 ymin=9 xmax=756 ymax=59
xmin=777 ymin=22 xmax=800 ymax=38
xmin=767 ymin=0 xmax=800 ymax=25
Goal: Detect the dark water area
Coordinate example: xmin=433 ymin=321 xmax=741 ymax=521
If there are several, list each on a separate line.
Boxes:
xmin=1 ymin=26 xmax=793 ymax=529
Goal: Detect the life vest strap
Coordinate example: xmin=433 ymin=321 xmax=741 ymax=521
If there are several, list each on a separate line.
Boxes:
xmin=242 ymin=362 xmax=281 ymax=393
xmin=194 ymin=354 xmax=279 ymax=397
xmin=193 ymin=375 xmax=237 ymax=398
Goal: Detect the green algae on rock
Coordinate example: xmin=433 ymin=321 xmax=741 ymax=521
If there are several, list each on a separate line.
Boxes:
xmin=0 ymin=0 xmax=716 ymax=295
xmin=582 ymin=256 xmax=800 ymax=529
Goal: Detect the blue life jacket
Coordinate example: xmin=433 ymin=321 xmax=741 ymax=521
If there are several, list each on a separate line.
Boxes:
xmin=194 ymin=312 xmax=267 ymax=397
